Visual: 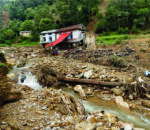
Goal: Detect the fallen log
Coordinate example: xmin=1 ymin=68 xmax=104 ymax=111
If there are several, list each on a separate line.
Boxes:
xmin=59 ymin=76 xmax=121 ymax=87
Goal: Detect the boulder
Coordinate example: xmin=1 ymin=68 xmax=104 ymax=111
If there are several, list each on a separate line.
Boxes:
xmin=84 ymin=70 xmax=93 ymax=79
xmin=115 ymin=96 xmax=129 ymax=109
xmin=45 ymin=89 xmax=85 ymax=115
xmin=112 ymin=87 xmax=123 ymax=96
xmin=7 ymin=73 xmax=18 ymax=82
xmin=17 ymin=59 xmax=26 ymax=68
xmin=74 ymin=85 xmax=86 ymax=99
xmin=75 ymin=122 xmax=96 ymax=130
xmin=141 ymin=100 xmax=150 ymax=108
xmin=124 ymin=124 xmax=133 ymax=130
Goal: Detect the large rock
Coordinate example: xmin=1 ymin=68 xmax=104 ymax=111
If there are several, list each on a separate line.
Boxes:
xmin=74 ymin=85 xmax=86 ymax=99
xmin=45 ymin=89 xmax=85 ymax=115
xmin=115 ymin=96 xmax=129 ymax=109
xmin=141 ymin=100 xmax=150 ymax=108
xmin=17 ymin=58 xmax=26 ymax=68
xmin=75 ymin=122 xmax=96 ymax=130
xmin=84 ymin=70 xmax=93 ymax=79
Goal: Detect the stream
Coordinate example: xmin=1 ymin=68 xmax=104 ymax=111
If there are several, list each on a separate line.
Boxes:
xmin=9 ymin=62 xmax=150 ymax=130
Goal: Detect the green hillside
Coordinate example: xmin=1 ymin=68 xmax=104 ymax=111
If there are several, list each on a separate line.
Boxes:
xmin=1 ymin=0 xmax=150 ymax=46
xmin=0 ymin=0 xmax=102 ymax=46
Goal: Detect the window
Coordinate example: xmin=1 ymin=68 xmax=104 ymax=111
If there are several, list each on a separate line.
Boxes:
xmin=48 ymin=33 xmax=52 ymax=36
xmin=68 ymin=33 xmax=73 ymax=39
xmin=43 ymin=37 xmax=46 ymax=42
xmin=42 ymin=34 xmax=46 ymax=36
xmin=49 ymin=36 xmax=52 ymax=41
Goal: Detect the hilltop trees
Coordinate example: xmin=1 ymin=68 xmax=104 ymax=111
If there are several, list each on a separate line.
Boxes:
xmin=95 ymin=0 xmax=150 ymax=33
xmin=39 ymin=18 xmax=55 ymax=31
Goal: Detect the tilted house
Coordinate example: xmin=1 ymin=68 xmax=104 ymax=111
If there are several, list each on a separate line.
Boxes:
xmin=40 ymin=24 xmax=87 ymax=49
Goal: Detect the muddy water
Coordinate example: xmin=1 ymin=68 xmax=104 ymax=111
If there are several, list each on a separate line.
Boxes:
xmin=9 ymin=64 xmax=150 ymax=130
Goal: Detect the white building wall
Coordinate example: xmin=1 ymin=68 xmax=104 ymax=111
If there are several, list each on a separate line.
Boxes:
xmin=72 ymin=30 xmax=81 ymax=39
xmin=41 ymin=33 xmax=56 ymax=43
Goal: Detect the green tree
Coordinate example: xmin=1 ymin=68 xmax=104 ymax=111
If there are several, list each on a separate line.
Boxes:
xmin=34 ymin=5 xmax=52 ymax=27
xmin=4 ymin=29 xmax=15 ymax=40
xmin=0 ymin=8 xmax=3 ymax=29
xmin=20 ymin=20 xmax=34 ymax=31
xmin=39 ymin=18 xmax=55 ymax=31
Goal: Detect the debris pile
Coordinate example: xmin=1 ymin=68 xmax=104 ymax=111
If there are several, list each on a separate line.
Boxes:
xmin=34 ymin=57 xmax=150 ymax=100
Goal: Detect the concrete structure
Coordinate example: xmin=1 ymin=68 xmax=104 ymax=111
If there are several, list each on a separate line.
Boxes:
xmin=20 ymin=31 xmax=31 ymax=37
xmin=40 ymin=24 xmax=87 ymax=49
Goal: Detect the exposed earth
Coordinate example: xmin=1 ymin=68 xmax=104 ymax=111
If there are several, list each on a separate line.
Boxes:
xmin=0 ymin=38 xmax=150 ymax=130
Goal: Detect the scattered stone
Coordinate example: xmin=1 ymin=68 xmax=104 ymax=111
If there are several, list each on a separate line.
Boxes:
xmin=84 ymin=70 xmax=93 ymax=79
xmin=112 ymin=87 xmax=123 ymax=96
xmin=115 ymin=96 xmax=129 ymax=109
xmin=141 ymin=100 xmax=150 ymax=108
xmin=75 ymin=122 xmax=96 ymax=130
xmin=74 ymin=85 xmax=86 ymax=99
xmin=124 ymin=124 xmax=133 ymax=130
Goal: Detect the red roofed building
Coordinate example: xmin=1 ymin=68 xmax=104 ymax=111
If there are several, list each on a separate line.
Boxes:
xmin=40 ymin=24 xmax=87 ymax=49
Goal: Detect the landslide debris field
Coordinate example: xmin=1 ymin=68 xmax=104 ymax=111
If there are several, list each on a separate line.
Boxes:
xmin=0 ymin=39 xmax=150 ymax=130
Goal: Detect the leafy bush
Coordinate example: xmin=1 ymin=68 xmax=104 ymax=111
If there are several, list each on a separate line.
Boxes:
xmin=5 ymin=40 xmax=12 ymax=45
xmin=51 ymin=8 xmax=56 ymax=14
xmin=91 ymin=7 xmax=98 ymax=15
xmin=115 ymin=38 xmax=122 ymax=45
xmin=131 ymin=26 xmax=141 ymax=34
xmin=96 ymin=12 xmax=103 ymax=19
xmin=124 ymin=27 xmax=129 ymax=34
xmin=95 ymin=19 xmax=107 ymax=33
xmin=118 ymin=28 xmax=124 ymax=34
xmin=140 ymin=49 xmax=147 ymax=52
xmin=109 ymin=55 xmax=127 ymax=68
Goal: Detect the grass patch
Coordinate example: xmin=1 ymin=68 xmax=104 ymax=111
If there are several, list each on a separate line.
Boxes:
xmin=97 ymin=34 xmax=129 ymax=45
xmin=0 ymin=43 xmax=9 ymax=47
xmin=13 ymin=41 xmax=39 ymax=47
xmin=0 ymin=62 xmax=7 ymax=68
xmin=0 ymin=41 xmax=39 ymax=47
xmin=97 ymin=32 xmax=150 ymax=46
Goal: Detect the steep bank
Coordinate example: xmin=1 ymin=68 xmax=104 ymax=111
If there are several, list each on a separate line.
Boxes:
xmin=0 ymin=52 xmax=22 ymax=106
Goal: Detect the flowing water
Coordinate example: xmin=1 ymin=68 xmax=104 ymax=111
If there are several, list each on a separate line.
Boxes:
xmin=9 ymin=64 xmax=150 ymax=130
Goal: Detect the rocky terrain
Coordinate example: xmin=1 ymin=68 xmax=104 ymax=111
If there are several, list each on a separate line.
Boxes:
xmin=0 ymin=44 xmax=150 ymax=130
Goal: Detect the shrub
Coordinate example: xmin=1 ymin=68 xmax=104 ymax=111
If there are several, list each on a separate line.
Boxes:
xmin=131 ymin=26 xmax=141 ymax=34
xmin=115 ymin=38 xmax=122 ymax=45
xmin=109 ymin=55 xmax=127 ymax=68
xmin=96 ymin=12 xmax=103 ymax=19
xmin=118 ymin=28 xmax=124 ymax=34
xmin=4 ymin=40 xmax=12 ymax=45
xmin=91 ymin=7 xmax=98 ymax=15
xmin=124 ymin=27 xmax=129 ymax=34
xmin=51 ymin=8 xmax=56 ymax=14
xmin=140 ymin=49 xmax=147 ymax=52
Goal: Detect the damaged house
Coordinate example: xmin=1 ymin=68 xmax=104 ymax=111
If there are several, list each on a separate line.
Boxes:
xmin=40 ymin=24 xmax=87 ymax=49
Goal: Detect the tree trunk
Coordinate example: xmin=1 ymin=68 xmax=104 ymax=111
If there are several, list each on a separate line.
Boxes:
xmin=59 ymin=76 xmax=121 ymax=87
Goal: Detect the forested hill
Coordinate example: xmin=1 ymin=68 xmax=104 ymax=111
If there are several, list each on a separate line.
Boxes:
xmin=0 ymin=0 xmax=150 ymax=46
